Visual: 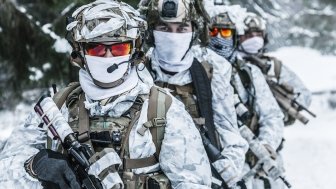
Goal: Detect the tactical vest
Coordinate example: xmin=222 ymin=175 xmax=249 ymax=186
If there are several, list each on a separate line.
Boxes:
xmin=49 ymin=82 xmax=172 ymax=189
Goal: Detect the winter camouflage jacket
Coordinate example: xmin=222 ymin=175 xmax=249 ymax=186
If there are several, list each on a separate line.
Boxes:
xmin=148 ymin=47 xmax=249 ymax=187
xmin=232 ymin=56 xmax=284 ymax=151
xmin=0 ymin=67 xmax=212 ymax=189
xmin=195 ymin=47 xmax=286 ymax=189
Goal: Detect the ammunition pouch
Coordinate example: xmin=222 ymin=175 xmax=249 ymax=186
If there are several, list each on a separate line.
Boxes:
xmin=123 ymin=172 xmax=171 ymax=189
xmin=146 ymin=173 xmax=171 ymax=189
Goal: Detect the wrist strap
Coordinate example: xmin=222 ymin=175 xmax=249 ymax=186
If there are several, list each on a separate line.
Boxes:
xmin=24 ymin=155 xmax=38 ymax=178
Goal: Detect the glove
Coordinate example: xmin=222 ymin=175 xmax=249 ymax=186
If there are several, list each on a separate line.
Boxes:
xmin=25 ymin=149 xmax=81 ymax=189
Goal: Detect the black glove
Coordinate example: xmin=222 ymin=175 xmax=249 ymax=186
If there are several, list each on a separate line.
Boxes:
xmin=29 ymin=149 xmax=81 ymax=189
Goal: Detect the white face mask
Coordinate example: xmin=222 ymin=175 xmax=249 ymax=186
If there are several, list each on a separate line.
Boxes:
xmin=153 ymin=31 xmax=193 ymax=72
xmin=85 ymin=54 xmax=131 ymax=85
xmin=240 ymin=36 xmax=264 ymax=54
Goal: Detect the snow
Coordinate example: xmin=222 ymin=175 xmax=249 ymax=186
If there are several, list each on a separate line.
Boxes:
xmin=42 ymin=62 xmax=51 ymax=71
xmin=268 ymin=47 xmax=336 ymax=189
xmin=53 ymin=38 xmax=72 ymax=53
xmin=0 ymin=103 xmax=32 ymax=150
xmin=42 ymin=23 xmax=59 ymax=40
xmin=28 ymin=67 xmax=43 ymax=81
xmin=61 ymin=2 xmax=76 ymax=15
xmin=17 ymin=6 xmax=27 ymax=13
xmin=0 ymin=46 xmax=335 ymax=188
xmin=41 ymin=23 xmax=72 ymax=53
xmin=289 ymin=26 xmax=320 ymax=38
xmin=281 ymin=94 xmax=336 ymax=189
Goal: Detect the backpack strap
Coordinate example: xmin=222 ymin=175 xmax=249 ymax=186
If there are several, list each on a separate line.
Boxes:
xmin=77 ymin=93 xmax=91 ymax=142
xmin=52 ymin=82 xmax=80 ymax=109
xmin=123 ymin=86 xmax=172 ymax=170
xmin=139 ymin=86 xmax=172 ymax=156
xmin=189 ymin=58 xmax=219 ymax=149
xmin=272 ymin=57 xmax=282 ymax=81
xmin=122 ymin=111 xmax=159 ymax=170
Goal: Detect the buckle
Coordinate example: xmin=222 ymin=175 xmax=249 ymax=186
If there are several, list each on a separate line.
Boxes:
xmin=153 ymin=117 xmax=166 ymax=127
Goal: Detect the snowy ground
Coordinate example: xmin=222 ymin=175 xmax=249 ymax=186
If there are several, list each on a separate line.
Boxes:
xmin=0 ymin=46 xmax=335 ymax=188
xmin=269 ymin=47 xmax=336 ymax=189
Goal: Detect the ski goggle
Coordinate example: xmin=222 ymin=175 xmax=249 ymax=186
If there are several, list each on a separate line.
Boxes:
xmin=84 ymin=42 xmax=132 ymax=57
xmin=209 ymin=27 xmax=233 ymax=38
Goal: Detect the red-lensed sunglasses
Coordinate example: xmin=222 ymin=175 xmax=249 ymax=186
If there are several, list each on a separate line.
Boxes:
xmin=209 ymin=27 xmax=233 ymax=38
xmin=84 ymin=42 xmax=132 ymax=57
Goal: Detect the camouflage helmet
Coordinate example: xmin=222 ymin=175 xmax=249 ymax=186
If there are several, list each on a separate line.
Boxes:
xmin=66 ymin=0 xmax=147 ymax=44
xmin=139 ymin=0 xmax=210 ymax=46
xmin=243 ymin=13 xmax=266 ymax=33
xmin=210 ymin=12 xmax=236 ymax=30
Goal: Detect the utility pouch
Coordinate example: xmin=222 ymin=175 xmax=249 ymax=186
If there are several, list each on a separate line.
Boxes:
xmin=122 ymin=172 xmax=170 ymax=189
xmin=146 ymin=173 xmax=171 ymax=189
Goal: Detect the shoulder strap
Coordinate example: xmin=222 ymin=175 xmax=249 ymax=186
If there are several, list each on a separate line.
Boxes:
xmin=125 ymin=86 xmax=172 ymax=170
xmin=77 ymin=93 xmax=91 ymax=141
xmin=233 ymin=60 xmax=257 ymax=116
xmin=52 ymin=82 xmax=80 ymax=109
xmin=189 ymin=58 xmax=219 ymax=149
xmin=200 ymin=61 xmax=213 ymax=80
xmin=271 ymin=57 xmax=282 ymax=81
xmin=147 ymin=86 xmax=172 ymax=156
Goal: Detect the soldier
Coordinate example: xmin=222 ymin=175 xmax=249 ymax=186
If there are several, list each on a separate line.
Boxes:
xmin=0 ymin=1 xmax=212 ymax=189
xmin=200 ymin=6 xmax=286 ymax=189
xmin=139 ymin=0 xmax=249 ymax=188
xmin=238 ymin=12 xmax=313 ymax=126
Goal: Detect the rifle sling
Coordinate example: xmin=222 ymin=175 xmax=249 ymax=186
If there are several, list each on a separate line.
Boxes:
xmin=189 ymin=59 xmax=220 ymax=149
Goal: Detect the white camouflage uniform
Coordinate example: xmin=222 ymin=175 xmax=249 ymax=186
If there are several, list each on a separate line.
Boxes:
xmin=0 ymin=67 xmax=212 ymax=189
xmin=233 ymin=57 xmax=285 ymax=189
xmin=194 ymin=45 xmax=285 ymax=188
xmin=148 ymin=47 xmax=249 ymax=187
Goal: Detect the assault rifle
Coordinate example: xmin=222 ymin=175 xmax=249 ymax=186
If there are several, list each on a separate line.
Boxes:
xmin=34 ymin=95 xmax=103 ymax=189
xmin=245 ymin=55 xmax=316 ymax=125
xmin=268 ymin=80 xmax=316 ymax=125
xmin=234 ymin=96 xmax=291 ymax=188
